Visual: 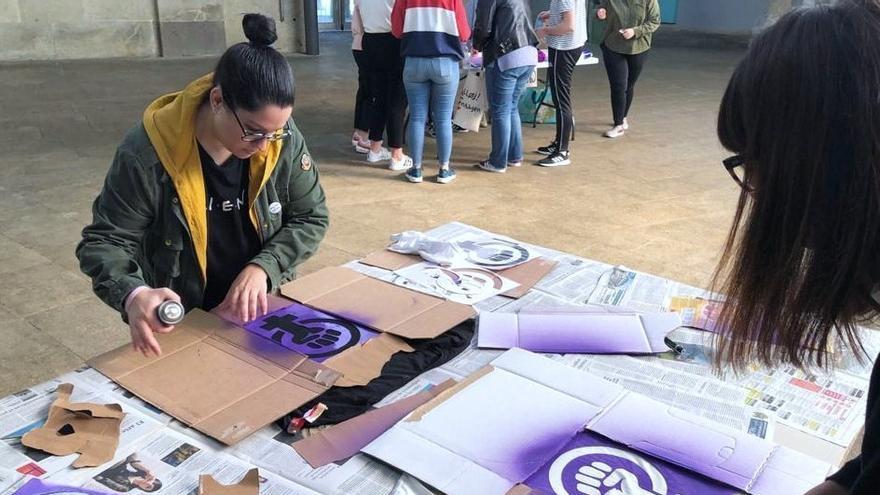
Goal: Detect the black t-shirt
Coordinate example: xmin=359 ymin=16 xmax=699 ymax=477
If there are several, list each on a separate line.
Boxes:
xmin=828 ymin=352 xmax=880 ymax=493
xmin=198 ymin=143 xmax=261 ymax=310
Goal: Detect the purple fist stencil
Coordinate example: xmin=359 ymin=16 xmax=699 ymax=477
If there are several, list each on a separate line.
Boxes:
xmin=525 ymin=431 xmax=736 ymax=495
xmin=245 ymin=302 xmax=379 ymax=362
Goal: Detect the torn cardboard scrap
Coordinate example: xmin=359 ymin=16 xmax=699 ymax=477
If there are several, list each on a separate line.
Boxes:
xmin=89 ymin=309 xmax=341 ymax=445
xmin=199 ymin=468 xmax=259 ymax=495
xmin=363 ymin=348 xmax=832 ymax=495
xmin=292 ymin=379 xmax=457 ymax=468
xmin=477 ymin=311 xmax=682 ymax=354
xmin=280 ymin=266 xmax=476 ymax=339
xmin=20 ymin=383 xmax=123 ymax=468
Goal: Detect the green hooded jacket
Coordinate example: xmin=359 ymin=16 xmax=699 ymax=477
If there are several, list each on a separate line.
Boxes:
xmin=76 ymin=74 xmax=329 ymax=320
xmin=600 ymin=0 xmax=661 ymax=55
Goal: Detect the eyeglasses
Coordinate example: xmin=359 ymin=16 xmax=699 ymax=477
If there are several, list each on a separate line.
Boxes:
xmin=229 ymin=105 xmax=293 ymax=143
xmin=723 ymin=154 xmax=754 ymax=192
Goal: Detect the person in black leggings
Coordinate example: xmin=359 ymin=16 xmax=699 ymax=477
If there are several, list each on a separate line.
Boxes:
xmin=596 ymin=0 xmax=659 ymax=138
xmin=535 ymin=0 xmax=587 ymax=167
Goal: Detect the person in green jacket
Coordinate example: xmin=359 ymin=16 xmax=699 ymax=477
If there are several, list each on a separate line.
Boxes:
xmin=597 ymin=0 xmax=660 ymax=138
xmin=76 ymin=14 xmax=329 ymax=357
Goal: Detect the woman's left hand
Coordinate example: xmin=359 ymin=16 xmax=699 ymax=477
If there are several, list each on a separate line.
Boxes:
xmin=218 ymin=264 xmax=269 ymax=322
xmin=620 ymin=28 xmax=636 ymax=40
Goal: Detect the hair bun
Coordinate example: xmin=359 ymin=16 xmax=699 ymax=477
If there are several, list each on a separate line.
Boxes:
xmin=242 ymin=14 xmax=278 ymax=47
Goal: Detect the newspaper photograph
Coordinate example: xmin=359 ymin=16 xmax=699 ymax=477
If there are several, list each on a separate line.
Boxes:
xmin=50 ymin=429 xmax=318 ymax=495
xmin=587 ymin=266 xmax=673 ymax=312
xmin=533 ymin=258 xmax=613 ymax=304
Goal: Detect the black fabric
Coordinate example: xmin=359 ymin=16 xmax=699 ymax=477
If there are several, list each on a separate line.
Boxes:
xmin=198 ymin=143 xmax=261 ymax=310
xmin=279 ymin=320 xmax=475 ymax=429
xmin=827 ymin=352 xmax=880 ymax=493
xmin=353 ymin=49 xmax=374 ymax=132
xmin=362 ymin=32 xmax=408 ymax=148
xmin=547 ymin=45 xmax=582 ymax=152
xmin=601 ymin=43 xmax=647 ymax=126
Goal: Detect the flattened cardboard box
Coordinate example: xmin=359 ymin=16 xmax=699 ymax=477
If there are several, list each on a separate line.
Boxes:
xmin=359 ymin=250 xmax=557 ymax=299
xmin=280 ymin=266 xmax=476 ymax=339
xmin=363 ymin=349 xmax=833 ymax=495
xmin=89 ymin=309 xmax=341 ymax=445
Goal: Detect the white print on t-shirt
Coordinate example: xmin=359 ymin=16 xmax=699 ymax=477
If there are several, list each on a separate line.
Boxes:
xmin=207 ymin=190 xmax=247 ymax=212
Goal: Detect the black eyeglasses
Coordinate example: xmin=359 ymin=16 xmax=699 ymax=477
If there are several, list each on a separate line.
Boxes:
xmin=723 ymin=155 xmax=754 ymax=192
xmin=229 ymin=105 xmax=293 ymax=143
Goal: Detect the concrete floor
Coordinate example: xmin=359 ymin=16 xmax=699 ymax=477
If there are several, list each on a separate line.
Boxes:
xmin=0 ymin=32 xmax=743 ymax=396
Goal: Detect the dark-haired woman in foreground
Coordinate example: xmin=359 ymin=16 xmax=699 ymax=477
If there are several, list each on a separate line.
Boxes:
xmin=77 ymin=14 xmax=328 ymax=357
xmin=711 ymin=1 xmax=879 ymax=493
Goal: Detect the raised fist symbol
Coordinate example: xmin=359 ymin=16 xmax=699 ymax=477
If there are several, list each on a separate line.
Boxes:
xmin=575 ymin=462 xmax=658 ymax=495
xmin=261 ymin=315 xmax=343 ymax=349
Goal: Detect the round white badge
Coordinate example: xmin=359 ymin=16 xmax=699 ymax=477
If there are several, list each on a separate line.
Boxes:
xmin=269 ymin=202 xmax=282 ymax=214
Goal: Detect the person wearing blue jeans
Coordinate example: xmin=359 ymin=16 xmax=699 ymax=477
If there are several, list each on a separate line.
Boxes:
xmin=402 ymin=57 xmax=460 ymax=183
xmin=472 ymin=0 xmax=539 ymax=173
xmin=482 ymin=64 xmax=533 ymax=171
xmin=391 ymin=0 xmax=471 ymax=184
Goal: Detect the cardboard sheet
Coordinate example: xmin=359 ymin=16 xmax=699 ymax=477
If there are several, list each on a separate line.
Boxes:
xmin=20 ymin=383 xmax=124 ymax=468
xmin=199 ymin=468 xmax=259 ymax=495
xmin=89 ymin=310 xmax=340 ymax=445
xmin=363 ymin=349 xmax=832 ymax=495
xmin=477 ymin=311 xmax=681 ymax=354
xmin=279 ymin=266 xmax=476 ymax=339
xmin=292 ymin=380 xmax=457 ymax=468
xmin=322 ymin=333 xmax=414 ymax=387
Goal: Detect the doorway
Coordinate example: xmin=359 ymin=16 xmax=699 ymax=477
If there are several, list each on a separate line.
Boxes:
xmin=318 ymin=0 xmax=353 ymax=30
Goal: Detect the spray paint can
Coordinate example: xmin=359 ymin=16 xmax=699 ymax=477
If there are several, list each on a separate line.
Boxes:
xmin=156 ymin=300 xmax=185 ymax=326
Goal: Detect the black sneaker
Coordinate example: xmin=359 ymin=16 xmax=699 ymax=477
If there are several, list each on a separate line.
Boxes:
xmin=536 ymin=142 xmax=558 ymax=155
xmin=537 ymin=151 xmax=571 ymax=167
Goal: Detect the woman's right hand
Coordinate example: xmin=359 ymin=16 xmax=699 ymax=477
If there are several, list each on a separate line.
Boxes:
xmin=597 ymin=8 xmax=607 ymax=20
xmin=126 ymin=287 xmax=181 ymax=357
xmin=538 ymin=10 xmax=550 ymax=21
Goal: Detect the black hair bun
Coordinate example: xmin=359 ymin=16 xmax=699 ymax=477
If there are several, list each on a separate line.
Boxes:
xmin=242 ymin=13 xmax=278 ymax=47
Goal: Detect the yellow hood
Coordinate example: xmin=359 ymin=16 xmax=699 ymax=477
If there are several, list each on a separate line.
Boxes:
xmin=142 ymin=74 xmax=283 ymax=281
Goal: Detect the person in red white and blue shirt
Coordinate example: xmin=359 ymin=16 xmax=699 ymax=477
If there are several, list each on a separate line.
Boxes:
xmin=392 ymin=0 xmax=471 ymax=184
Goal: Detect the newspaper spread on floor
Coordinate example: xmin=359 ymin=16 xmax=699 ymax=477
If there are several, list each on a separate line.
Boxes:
xmin=1 ymin=221 xmax=875 ymax=494
xmin=356 ymin=222 xmax=874 ymax=452
xmin=0 ymin=367 xmax=421 ymax=495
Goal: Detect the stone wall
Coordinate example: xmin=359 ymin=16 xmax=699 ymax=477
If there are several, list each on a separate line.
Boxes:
xmin=0 ymin=0 xmax=303 ymax=61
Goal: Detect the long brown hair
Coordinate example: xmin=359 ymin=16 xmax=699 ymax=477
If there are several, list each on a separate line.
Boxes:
xmin=712 ymin=0 xmax=880 ymax=370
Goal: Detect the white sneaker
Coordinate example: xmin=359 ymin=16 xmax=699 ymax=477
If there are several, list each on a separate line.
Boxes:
xmin=351 ymin=133 xmax=362 ymax=147
xmin=622 ymin=118 xmax=629 ymax=130
xmin=604 ymin=126 xmax=625 ymax=139
xmin=367 ymin=147 xmax=392 ymax=163
xmin=389 ymin=154 xmax=413 ymax=171
xmin=354 ymin=139 xmax=370 ymax=154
